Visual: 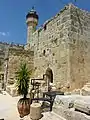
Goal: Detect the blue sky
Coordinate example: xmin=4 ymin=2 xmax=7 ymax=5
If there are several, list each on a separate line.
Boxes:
xmin=0 ymin=0 xmax=90 ymax=44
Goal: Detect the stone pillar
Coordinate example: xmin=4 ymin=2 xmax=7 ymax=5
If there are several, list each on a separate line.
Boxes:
xmin=4 ymin=59 xmax=8 ymax=90
xmin=30 ymin=103 xmax=42 ymax=120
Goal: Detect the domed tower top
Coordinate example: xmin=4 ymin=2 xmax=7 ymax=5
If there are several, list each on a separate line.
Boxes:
xmin=26 ymin=7 xmax=39 ymax=19
xmin=26 ymin=6 xmax=39 ymax=26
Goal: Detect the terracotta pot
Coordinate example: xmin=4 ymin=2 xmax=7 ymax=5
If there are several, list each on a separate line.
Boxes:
xmin=17 ymin=98 xmax=30 ymax=118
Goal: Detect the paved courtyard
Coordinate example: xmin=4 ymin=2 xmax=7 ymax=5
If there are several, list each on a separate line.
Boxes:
xmin=0 ymin=91 xmax=65 ymax=120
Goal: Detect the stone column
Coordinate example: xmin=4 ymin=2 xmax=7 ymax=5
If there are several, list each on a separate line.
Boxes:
xmin=30 ymin=103 xmax=42 ymax=120
xmin=4 ymin=58 xmax=8 ymax=90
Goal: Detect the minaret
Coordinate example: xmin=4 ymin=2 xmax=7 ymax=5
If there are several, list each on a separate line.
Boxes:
xmin=26 ymin=7 xmax=39 ymax=48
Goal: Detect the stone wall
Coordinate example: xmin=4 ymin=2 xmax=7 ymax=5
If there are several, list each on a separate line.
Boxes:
xmin=0 ymin=42 xmax=9 ymax=73
xmin=0 ymin=4 xmax=90 ymax=91
xmin=32 ymin=4 xmax=90 ymax=91
xmin=33 ymin=4 xmax=72 ymax=89
xmin=7 ymin=47 xmax=34 ymax=84
xmin=68 ymin=5 xmax=90 ymax=89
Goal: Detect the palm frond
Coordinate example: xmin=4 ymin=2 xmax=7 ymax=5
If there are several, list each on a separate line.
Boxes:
xmin=16 ymin=62 xmax=31 ymax=98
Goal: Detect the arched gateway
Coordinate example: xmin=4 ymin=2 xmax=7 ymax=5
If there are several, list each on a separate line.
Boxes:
xmin=45 ymin=67 xmax=53 ymax=83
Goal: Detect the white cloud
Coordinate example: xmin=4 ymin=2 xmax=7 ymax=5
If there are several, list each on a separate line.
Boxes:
xmin=0 ymin=32 xmax=10 ymax=36
xmin=0 ymin=32 xmax=6 ymax=36
xmin=7 ymin=32 xmax=10 ymax=36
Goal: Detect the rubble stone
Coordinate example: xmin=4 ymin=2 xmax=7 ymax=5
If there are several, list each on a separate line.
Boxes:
xmin=81 ymin=83 xmax=90 ymax=96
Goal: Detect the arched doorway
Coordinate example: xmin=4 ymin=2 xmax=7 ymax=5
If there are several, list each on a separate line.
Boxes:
xmin=45 ymin=67 xmax=53 ymax=83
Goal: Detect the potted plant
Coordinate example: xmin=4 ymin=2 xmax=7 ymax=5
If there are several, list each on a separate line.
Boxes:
xmin=16 ymin=62 xmax=31 ymax=118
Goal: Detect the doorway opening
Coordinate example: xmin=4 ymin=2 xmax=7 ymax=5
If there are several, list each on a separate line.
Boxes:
xmin=45 ymin=67 xmax=53 ymax=83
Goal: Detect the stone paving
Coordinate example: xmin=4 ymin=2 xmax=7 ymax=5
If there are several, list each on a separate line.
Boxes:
xmin=0 ymin=91 xmax=65 ymax=120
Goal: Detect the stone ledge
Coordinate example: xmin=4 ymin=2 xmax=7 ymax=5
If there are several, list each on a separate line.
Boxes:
xmin=74 ymin=100 xmax=90 ymax=115
xmin=53 ymin=95 xmax=82 ymax=109
xmin=53 ymin=106 xmax=90 ymax=120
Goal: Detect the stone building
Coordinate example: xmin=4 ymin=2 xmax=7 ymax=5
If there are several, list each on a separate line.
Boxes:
xmin=0 ymin=3 xmax=90 ymax=91
xmin=26 ymin=3 xmax=90 ymax=91
xmin=0 ymin=42 xmax=34 ymax=90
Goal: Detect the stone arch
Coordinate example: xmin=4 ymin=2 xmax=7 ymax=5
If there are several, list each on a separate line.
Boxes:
xmin=45 ymin=67 xmax=53 ymax=83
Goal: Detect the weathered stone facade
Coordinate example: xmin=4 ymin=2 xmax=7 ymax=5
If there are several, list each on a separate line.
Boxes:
xmin=31 ymin=4 xmax=90 ymax=91
xmin=0 ymin=42 xmax=34 ymax=90
xmin=0 ymin=4 xmax=90 ymax=91
xmin=7 ymin=47 xmax=34 ymax=84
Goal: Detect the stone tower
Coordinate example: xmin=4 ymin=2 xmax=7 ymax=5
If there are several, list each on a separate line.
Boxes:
xmin=26 ymin=7 xmax=39 ymax=49
xmin=33 ymin=4 xmax=90 ymax=91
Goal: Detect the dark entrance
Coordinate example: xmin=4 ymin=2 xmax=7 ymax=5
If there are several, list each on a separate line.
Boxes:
xmin=45 ymin=67 xmax=53 ymax=83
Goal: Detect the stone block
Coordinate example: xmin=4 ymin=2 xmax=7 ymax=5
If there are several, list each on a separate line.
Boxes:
xmin=74 ymin=100 xmax=90 ymax=115
xmin=6 ymin=85 xmax=18 ymax=97
xmin=71 ymin=89 xmax=81 ymax=95
xmin=53 ymin=95 xmax=84 ymax=109
xmin=81 ymin=83 xmax=90 ymax=96
xmin=30 ymin=103 xmax=42 ymax=120
xmin=64 ymin=92 xmax=71 ymax=95
xmin=53 ymin=105 xmax=90 ymax=120
xmin=81 ymin=88 xmax=90 ymax=96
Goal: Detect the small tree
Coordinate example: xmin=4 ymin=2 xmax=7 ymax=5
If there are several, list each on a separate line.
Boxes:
xmin=16 ymin=63 xmax=30 ymax=99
